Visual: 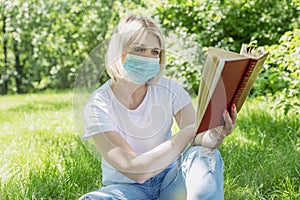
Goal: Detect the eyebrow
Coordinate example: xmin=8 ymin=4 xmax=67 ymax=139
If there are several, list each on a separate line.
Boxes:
xmin=132 ymin=43 xmax=160 ymax=49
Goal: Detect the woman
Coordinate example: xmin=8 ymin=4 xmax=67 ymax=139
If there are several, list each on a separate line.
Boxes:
xmin=80 ymin=15 xmax=237 ymax=200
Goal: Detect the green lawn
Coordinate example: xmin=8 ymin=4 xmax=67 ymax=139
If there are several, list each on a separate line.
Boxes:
xmin=0 ymin=92 xmax=299 ymax=199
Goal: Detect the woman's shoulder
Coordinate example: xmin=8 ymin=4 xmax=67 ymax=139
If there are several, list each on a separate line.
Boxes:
xmin=88 ymin=80 xmax=112 ymax=103
xmin=154 ymin=76 xmax=175 ymax=86
xmin=95 ymin=80 xmax=110 ymax=93
xmin=153 ymin=76 xmax=184 ymax=91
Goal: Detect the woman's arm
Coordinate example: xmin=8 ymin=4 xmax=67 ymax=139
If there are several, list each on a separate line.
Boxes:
xmin=92 ymin=103 xmax=196 ymax=184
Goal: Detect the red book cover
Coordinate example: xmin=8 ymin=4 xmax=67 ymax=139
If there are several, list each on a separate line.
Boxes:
xmin=196 ymin=45 xmax=268 ymax=134
xmin=196 ymin=59 xmax=250 ymax=133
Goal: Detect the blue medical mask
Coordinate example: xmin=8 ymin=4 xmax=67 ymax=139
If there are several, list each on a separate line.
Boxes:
xmin=123 ymin=54 xmax=160 ymax=84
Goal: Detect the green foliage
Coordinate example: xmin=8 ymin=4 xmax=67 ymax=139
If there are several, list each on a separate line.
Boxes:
xmin=251 ymin=29 xmax=300 ymax=115
xmin=0 ymin=0 xmax=119 ymax=93
xmin=254 ymin=29 xmax=300 ymax=98
xmin=1 ymin=0 xmax=300 ymax=98
xmin=165 ymin=54 xmax=201 ymax=94
xmin=156 ymin=0 xmax=300 ymax=51
xmin=274 ymin=98 xmax=300 ymax=116
xmin=0 ymin=0 xmax=155 ymax=94
xmin=154 ymin=0 xmax=300 ymax=97
xmin=163 ymin=32 xmax=205 ymax=94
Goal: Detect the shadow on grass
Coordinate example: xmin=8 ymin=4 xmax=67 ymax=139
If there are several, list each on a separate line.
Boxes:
xmin=221 ymin=106 xmax=300 ymax=199
xmin=1 ymin=136 xmax=102 ymax=200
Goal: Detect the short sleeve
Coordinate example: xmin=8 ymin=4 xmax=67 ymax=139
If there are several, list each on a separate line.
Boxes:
xmin=82 ymin=92 xmax=117 ymax=139
xmin=171 ymin=80 xmax=192 ymax=115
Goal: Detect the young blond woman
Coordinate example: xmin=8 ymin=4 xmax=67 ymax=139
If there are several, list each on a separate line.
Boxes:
xmin=80 ymin=15 xmax=237 ymax=200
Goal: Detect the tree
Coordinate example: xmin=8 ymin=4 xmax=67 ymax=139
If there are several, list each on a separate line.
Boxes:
xmin=0 ymin=0 xmax=119 ymax=94
xmin=155 ymin=0 xmax=300 ymax=51
xmin=0 ymin=0 xmax=9 ymax=94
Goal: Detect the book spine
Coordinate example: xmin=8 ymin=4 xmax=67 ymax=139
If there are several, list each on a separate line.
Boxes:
xmin=231 ymin=59 xmax=258 ymax=112
xmin=232 ymin=56 xmax=268 ymax=112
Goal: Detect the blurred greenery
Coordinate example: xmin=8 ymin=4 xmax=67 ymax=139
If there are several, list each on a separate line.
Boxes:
xmin=0 ymin=0 xmax=299 ymax=99
xmin=1 ymin=1 xmax=300 ymax=198
xmin=256 ymin=29 xmax=300 ymax=98
xmin=156 ymin=0 xmax=300 ymax=100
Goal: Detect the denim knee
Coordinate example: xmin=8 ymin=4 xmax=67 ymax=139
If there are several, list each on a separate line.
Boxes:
xmin=79 ymin=193 xmax=116 ymax=200
xmin=184 ymin=146 xmax=222 ymax=172
xmin=182 ymin=146 xmax=224 ymax=200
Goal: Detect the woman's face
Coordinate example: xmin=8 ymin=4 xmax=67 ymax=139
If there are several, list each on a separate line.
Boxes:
xmin=122 ymin=32 xmax=161 ymax=63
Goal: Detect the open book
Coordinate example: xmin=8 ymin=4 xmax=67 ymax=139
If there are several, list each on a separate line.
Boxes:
xmin=196 ymin=44 xmax=269 ymax=134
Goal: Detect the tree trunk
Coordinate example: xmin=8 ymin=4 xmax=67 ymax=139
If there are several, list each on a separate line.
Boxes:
xmin=1 ymin=13 xmax=8 ymax=94
xmin=13 ymin=40 xmax=23 ymax=94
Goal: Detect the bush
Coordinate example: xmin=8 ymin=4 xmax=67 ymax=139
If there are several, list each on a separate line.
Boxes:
xmin=251 ymin=29 xmax=300 ymax=116
xmin=155 ymin=0 xmax=300 ymax=52
xmin=253 ymin=29 xmax=300 ymax=98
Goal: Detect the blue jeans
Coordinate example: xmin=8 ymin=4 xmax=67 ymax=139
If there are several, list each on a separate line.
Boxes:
xmin=79 ymin=146 xmax=224 ymax=200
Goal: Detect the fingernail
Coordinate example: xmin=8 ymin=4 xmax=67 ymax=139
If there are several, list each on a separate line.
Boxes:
xmin=224 ymin=110 xmax=229 ymax=115
xmin=232 ymin=104 xmax=236 ymax=109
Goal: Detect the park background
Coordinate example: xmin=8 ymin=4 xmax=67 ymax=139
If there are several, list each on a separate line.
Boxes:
xmin=0 ymin=0 xmax=299 ymax=199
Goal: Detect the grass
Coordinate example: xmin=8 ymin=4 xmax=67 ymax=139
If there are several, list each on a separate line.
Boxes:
xmin=0 ymin=92 xmax=299 ymax=199
xmin=221 ymin=97 xmax=300 ymax=199
xmin=0 ymin=92 xmax=101 ymax=199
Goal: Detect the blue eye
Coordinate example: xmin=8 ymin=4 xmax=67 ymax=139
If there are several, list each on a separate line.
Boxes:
xmin=134 ymin=47 xmax=144 ymax=52
xmin=152 ymin=50 xmax=160 ymax=55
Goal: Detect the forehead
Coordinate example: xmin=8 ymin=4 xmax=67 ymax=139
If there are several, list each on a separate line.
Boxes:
xmin=131 ymin=32 xmax=161 ymax=49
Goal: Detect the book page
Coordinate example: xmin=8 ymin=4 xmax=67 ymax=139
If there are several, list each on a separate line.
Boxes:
xmin=196 ymin=53 xmax=218 ymax=128
xmin=201 ymin=59 xmax=226 ymax=121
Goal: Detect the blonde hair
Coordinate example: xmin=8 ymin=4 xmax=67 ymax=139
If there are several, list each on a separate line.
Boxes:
xmin=105 ymin=15 xmax=166 ymax=82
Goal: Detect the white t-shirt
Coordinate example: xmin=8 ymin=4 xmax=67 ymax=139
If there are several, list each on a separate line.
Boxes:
xmin=83 ymin=76 xmax=192 ymax=185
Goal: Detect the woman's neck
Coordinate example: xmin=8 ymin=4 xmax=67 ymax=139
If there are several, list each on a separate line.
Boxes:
xmin=110 ymin=79 xmax=147 ymax=110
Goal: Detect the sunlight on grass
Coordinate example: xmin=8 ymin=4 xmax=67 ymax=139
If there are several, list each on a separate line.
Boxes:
xmin=221 ymin=97 xmax=300 ymax=199
xmin=0 ymin=92 xmax=299 ymax=199
xmin=231 ymin=130 xmax=258 ymax=147
xmin=0 ymin=92 xmax=102 ymax=199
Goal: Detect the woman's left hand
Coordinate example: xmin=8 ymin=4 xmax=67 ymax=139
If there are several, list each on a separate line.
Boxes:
xmin=219 ymin=103 xmax=238 ymax=140
xmin=193 ymin=104 xmax=237 ymax=148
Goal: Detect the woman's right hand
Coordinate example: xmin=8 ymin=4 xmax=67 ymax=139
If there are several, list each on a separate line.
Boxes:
xmin=192 ymin=126 xmax=224 ymax=148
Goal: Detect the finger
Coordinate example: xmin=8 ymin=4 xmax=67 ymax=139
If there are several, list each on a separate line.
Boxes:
xmin=231 ymin=104 xmax=237 ymax=126
xmin=223 ymin=110 xmax=233 ymax=130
